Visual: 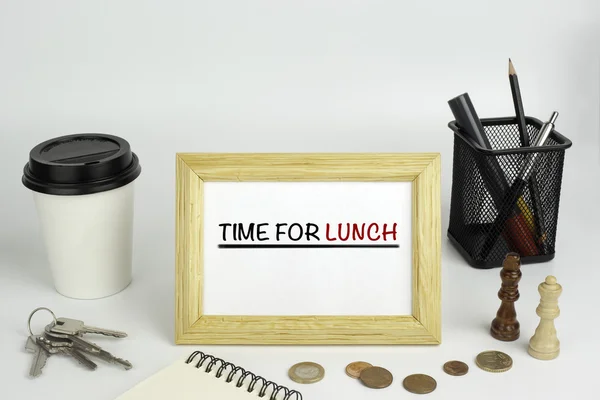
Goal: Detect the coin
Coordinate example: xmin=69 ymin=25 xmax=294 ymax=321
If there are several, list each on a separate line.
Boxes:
xmin=475 ymin=351 xmax=513 ymax=373
xmin=403 ymin=374 xmax=437 ymax=394
xmin=443 ymin=360 xmax=469 ymax=376
xmin=288 ymin=362 xmax=325 ymax=384
xmin=359 ymin=366 xmax=393 ymax=389
xmin=345 ymin=361 xmax=373 ymax=379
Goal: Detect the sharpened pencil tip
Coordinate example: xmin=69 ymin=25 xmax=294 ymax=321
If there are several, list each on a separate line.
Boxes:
xmin=509 ymin=58 xmax=516 ymax=75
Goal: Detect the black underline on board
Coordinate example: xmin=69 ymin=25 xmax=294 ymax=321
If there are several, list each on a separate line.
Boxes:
xmin=218 ymin=244 xmax=400 ymax=249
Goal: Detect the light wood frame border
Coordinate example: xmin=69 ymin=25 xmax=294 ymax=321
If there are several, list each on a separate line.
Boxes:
xmin=176 ymin=153 xmax=441 ymax=344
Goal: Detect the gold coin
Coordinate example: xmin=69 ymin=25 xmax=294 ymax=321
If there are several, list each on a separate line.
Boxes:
xmin=403 ymin=374 xmax=437 ymax=394
xmin=345 ymin=361 xmax=373 ymax=379
xmin=288 ymin=362 xmax=324 ymax=384
xmin=359 ymin=366 xmax=393 ymax=389
xmin=443 ymin=360 xmax=469 ymax=376
xmin=475 ymin=351 xmax=513 ymax=373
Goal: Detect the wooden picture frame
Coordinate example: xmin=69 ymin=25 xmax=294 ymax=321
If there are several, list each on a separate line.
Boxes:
xmin=175 ymin=153 xmax=441 ymax=344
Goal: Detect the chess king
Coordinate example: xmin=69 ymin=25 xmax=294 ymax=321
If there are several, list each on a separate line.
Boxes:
xmin=528 ymin=276 xmax=563 ymax=360
xmin=490 ymin=253 xmax=522 ymax=341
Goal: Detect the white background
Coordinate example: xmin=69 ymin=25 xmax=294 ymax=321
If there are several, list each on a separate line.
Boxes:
xmin=0 ymin=1 xmax=599 ymax=399
xmin=203 ymin=181 xmax=412 ymax=316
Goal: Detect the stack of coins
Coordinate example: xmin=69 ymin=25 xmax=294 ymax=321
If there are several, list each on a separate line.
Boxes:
xmin=344 ymin=361 xmax=394 ymax=389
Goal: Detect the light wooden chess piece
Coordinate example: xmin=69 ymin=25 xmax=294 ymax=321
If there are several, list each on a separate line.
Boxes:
xmin=528 ymin=275 xmax=562 ymax=360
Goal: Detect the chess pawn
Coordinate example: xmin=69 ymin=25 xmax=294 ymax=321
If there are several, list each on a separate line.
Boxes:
xmin=490 ymin=252 xmax=521 ymax=341
xmin=528 ymin=275 xmax=562 ymax=360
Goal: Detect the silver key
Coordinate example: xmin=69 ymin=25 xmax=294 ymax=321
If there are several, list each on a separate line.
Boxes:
xmin=61 ymin=347 xmax=98 ymax=370
xmin=51 ymin=317 xmax=127 ymax=338
xmin=84 ymin=348 xmax=133 ymax=370
xmin=44 ymin=324 xmax=103 ymax=353
xmin=40 ymin=334 xmax=131 ymax=370
xmin=25 ymin=336 xmax=49 ymax=378
xmin=36 ymin=338 xmax=97 ymax=370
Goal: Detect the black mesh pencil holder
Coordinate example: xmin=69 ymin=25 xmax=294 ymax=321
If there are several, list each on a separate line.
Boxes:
xmin=447 ymin=116 xmax=572 ymax=268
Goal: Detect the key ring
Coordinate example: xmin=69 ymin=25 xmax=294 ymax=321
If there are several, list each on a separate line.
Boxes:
xmin=27 ymin=307 xmax=57 ymax=337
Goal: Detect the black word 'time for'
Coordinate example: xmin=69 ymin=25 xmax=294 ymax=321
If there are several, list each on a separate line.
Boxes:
xmin=218 ymin=222 xmax=319 ymax=242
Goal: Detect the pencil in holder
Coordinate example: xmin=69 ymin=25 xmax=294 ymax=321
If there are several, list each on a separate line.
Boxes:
xmin=447 ymin=116 xmax=572 ymax=268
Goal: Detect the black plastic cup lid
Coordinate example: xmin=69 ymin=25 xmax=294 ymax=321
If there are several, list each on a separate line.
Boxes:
xmin=22 ymin=133 xmax=141 ymax=196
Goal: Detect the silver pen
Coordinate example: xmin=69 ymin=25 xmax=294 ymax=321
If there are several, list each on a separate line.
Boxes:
xmin=518 ymin=111 xmax=559 ymax=181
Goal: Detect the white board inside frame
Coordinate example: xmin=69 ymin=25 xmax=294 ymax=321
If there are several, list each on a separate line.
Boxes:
xmin=202 ymin=181 xmax=413 ymax=316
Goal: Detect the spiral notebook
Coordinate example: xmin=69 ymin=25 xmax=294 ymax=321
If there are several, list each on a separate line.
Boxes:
xmin=115 ymin=351 xmax=302 ymax=400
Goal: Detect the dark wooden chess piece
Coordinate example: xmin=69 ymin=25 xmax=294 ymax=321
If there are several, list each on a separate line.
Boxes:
xmin=490 ymin=252 xmax=521 ymax=341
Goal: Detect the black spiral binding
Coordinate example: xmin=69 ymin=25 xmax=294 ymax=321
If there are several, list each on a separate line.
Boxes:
xmin=185 ymin=351 xmax=302 ymax=400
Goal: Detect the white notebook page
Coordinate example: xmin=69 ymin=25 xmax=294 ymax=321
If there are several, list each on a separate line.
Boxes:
xmin=115 ymin=356 xmax=298 ymax=400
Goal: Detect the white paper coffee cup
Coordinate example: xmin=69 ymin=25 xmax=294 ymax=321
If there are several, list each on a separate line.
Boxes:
xmin=22 ymin=133 xmax=141 ymax=299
